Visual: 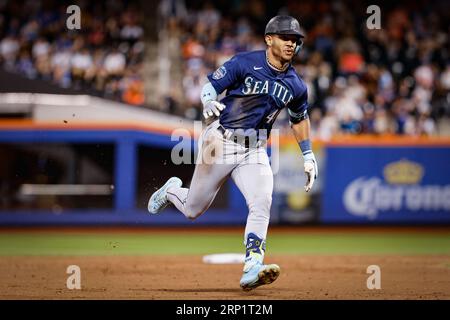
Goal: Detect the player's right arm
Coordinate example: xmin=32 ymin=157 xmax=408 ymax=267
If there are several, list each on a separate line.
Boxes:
xmin=201 ymin=82 xmax=225 ymax=120
xmin=201 ymin=55 xmax=243 ymax=120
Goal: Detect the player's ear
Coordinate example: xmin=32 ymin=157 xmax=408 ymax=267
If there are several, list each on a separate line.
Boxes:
xmin=265 ymin=35 xmax=272 ymax=47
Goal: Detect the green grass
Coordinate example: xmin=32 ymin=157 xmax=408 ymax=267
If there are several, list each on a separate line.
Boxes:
xmin=0 ymin=232 xmax=449 ymax=256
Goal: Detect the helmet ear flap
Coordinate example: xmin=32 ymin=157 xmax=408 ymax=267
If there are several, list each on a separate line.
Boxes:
xmin=294 ymin=40 xmax=303 ymax=56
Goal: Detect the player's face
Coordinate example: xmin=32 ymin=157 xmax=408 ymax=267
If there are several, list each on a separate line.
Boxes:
xmin=267 ymin=34 xmax=299 ymax=62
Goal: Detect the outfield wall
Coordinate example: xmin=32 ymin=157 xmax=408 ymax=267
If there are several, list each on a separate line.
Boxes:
xmin=0 ymin=121 xmax=449 ymax=225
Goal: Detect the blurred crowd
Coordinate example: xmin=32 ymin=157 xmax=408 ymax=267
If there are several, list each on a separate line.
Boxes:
xmin=0 ymin=0 xmax=145 ymax=105
xmin=1 ymin=0 xmax=449 ymax=137
xmin=162 ymin=0 xmax=450 ymax=137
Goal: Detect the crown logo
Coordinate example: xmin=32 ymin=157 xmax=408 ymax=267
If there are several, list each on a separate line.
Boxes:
xmin=383 ymin=159 xmax=424 ymax=185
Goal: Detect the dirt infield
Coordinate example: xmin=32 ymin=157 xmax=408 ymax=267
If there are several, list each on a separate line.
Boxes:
xmin=1 ymin=255 xmax=449 ymax=299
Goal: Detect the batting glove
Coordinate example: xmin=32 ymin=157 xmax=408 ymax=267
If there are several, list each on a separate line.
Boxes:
xmin=303 ymin=152 xmax=318 ymax=192
xmin=203 ymin=100 xmax=225 ymax=120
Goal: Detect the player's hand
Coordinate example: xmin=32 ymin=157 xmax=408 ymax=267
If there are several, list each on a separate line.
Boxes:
xmin=303 ymin=152 xmax=318 ymax=192
xmin=203 ymin=100 xmax=225 ymax=120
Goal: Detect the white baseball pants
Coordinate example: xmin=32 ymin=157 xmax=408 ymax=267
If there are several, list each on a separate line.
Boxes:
xmin=166 ymin=120 xmax=273 ymax=241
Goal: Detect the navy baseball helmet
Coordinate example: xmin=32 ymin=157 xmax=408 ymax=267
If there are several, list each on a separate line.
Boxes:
xmin=264 ymin=15 xmax=304 ymax=55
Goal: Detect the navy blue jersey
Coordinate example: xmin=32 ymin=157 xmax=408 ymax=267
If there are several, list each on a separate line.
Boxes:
xmin=207 ymin=50 xmax=309 ymax=134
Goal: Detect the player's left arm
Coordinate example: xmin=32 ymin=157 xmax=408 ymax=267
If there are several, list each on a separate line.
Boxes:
xmin=291 ymin=118 xmax=318 ymax=192
xmin=287 ymin=89 xmax=318 ymax=192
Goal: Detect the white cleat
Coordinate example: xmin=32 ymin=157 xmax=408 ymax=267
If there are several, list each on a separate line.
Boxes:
xmin=148 ymin=177 xmax=182 ymax=214
xmin=240 ymin=263 xmax=280 ymax=291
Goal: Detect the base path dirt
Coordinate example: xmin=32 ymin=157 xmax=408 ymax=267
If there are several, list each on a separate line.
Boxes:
xmin=1 ymin=255 xmax=449 ymax=299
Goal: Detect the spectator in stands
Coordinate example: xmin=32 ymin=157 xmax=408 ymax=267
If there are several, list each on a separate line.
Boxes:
xmin=32 ymin=37 xmax=50 ymax=60
xmin=71 ymin=48 xmax=93 ymax=90
xmin=121 ymin=67 xmax=145 ymax=106
xmin=51 ymin=47 xmax=72 ymax=87
xmin=103 ymin=47 xmax=126 ymax=79
xmin=16 ymin=50 xmax=36 ymax=79
xmin=0 ymin=34 xmax=19 ymax=70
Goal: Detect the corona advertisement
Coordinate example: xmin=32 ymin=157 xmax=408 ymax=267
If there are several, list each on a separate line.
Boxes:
xmin=322 ymin=145 xmax=450 ymax=223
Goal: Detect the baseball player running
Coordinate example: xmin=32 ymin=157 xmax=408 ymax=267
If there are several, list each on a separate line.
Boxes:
xmin=148 ymin=15 xmax=318 ymax=291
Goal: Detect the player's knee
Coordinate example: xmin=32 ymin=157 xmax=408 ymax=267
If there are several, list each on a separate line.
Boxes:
xmin=185 ymin=204 xmax=205 ymax=220
xmin=186 ymin=213 xmax=199 ymax=220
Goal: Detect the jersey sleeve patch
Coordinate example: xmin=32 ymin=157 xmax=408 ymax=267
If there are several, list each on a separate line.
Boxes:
xmin=212 ymin=66 xmax=227 ymax=80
